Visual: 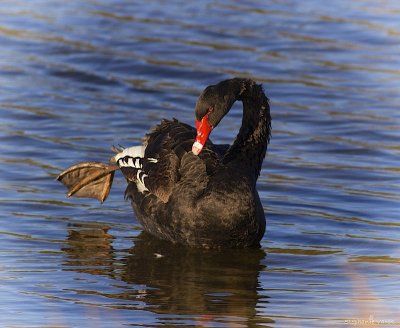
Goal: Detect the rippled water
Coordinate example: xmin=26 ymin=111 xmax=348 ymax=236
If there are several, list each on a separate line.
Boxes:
xmin=1 ymin=0 xmax=400 ymax=327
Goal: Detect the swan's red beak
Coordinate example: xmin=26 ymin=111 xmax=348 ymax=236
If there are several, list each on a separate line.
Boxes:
xmin=192 ymin=114 xmax=213 ymax=155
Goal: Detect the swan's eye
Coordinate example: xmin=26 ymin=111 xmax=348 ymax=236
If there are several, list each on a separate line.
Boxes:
xmin=208 ymin=107 xmax=214 ymax=113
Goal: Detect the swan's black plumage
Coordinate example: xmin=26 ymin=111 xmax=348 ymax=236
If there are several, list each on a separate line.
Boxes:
xmin=124 ymin=78 xmax=271 ymax=248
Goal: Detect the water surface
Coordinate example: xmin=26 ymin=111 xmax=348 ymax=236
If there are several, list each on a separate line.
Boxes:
xmin=1 ymin=0 xmax=400 ymax=327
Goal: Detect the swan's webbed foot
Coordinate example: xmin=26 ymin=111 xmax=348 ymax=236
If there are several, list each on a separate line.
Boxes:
xmin=57 ymin=162 xmax=118 ymax=203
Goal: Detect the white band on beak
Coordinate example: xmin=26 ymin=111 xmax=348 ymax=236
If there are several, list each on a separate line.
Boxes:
xmin=192 ymin=141 xmax=204 ymax=155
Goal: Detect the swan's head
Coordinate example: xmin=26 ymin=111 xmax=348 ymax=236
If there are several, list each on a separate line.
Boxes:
xmin=192 ymin=80 xmax=238 ymax=155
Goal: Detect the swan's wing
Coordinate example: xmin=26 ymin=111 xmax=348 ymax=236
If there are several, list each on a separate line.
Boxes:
xmin=142 ymin=119 xmax=198 ymax=203
xmin=116 ymin=119 xmax=223 ymax=203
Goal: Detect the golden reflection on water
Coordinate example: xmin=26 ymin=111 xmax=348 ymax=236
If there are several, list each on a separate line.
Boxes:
xmin=59 ymin=226 xmax=400 ymax=326
xmin=345 ymin=262 xmax=399 ymax=327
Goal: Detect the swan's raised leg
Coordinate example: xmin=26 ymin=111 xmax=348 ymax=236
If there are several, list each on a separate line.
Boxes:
xmin=57 ymin=162 xmax=118 ymax=203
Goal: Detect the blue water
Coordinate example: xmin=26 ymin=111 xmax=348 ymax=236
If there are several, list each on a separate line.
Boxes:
xmin=1 ymin=0 xmax=400 ymax=327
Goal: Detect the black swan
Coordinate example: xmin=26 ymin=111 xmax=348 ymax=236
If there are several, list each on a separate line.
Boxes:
xmin=58 ymin=78 xmax=271 ymax=248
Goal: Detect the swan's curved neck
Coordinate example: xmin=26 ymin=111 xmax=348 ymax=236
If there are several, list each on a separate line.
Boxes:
xmin=223 ymin=79 xmax=271 ymax=180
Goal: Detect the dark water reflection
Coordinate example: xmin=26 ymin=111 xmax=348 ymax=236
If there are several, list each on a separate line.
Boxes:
xmin=63 ymin=228 xmax=270 ymax=327
xmin=1 ymin=0 xmax=400 ymax=327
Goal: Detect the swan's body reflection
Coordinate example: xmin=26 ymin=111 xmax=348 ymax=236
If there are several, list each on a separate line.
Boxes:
xmin=62 ymin=226 xmax=273 ymax=326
